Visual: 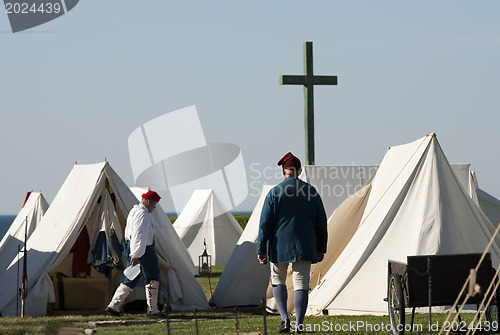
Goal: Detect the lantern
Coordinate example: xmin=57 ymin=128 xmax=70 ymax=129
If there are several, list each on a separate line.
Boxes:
xmin=198 ymin=238 xmax=211 ymax=274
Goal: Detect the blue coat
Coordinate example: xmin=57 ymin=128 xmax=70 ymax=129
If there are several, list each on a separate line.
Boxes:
xmin=256 ymin=177 xmax=328 ymax=263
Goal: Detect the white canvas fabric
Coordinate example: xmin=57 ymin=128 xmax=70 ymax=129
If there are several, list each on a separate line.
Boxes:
xmin=448 ymin=163 xmax=500 ymax=229
xmin=299 ymin=165 xmax=377 ymax=218
xmin=130 ymin=187 xmax=197 ymax=276
xmin=209 ymin=185 xmax=274 ymax=308
xmin=477 ymin=188 xmax=500 ymax=229
xmin=303 ymin=163 xmax=500 ymax=237
xmin=0 ymin=162 xmax=208 ymax=316
xmin=173 ymin=189 xmax=243 ymax=266
xmin=0 ymin=192 xmax=49 ymax=273
xmin=306 ymin=134 xmax=500 ymax=316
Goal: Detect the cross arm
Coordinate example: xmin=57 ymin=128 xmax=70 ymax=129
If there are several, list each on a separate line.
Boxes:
xmin=280 ymin=75 xmax=306 ymax=85
xmin=312 ymin=75 xmax=337 ymax=85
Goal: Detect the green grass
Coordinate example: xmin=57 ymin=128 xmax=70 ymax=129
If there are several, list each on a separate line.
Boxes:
xmin=0 ymin=316 xmax=62 ymax=335
xmin=97 ymin=312 xmax=500 ymax=334
xmin=234 ymin=214 xmax=251 ymax=230
xmin=5 ymin=312 xmax=496 ymax=335
xmin=0 ymin=314 xmax=113 ymax=335
xmin=196 ymin=265 xmax=224 ymax=301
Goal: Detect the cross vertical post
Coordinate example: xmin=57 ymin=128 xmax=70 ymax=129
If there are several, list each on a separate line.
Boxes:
xmin=280 ymin=41 xmax=338 ymax=165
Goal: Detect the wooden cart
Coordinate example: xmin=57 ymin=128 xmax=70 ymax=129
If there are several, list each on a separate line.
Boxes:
xmin=387 ymin=253 xmax=498 ymax=335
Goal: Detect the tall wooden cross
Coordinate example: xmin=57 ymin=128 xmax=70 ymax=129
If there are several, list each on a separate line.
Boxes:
xmin=280 ymin=41 xmax=338 ymax=165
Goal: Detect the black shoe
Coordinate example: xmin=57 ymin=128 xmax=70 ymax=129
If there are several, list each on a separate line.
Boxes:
xmin=105 ymin=307 xmax=121 ymax=317
xmin=278 ymin=319 xmax=291 ymax=333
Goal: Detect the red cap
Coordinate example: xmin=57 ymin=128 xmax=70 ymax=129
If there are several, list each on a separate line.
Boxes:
xmin=142 ymin=190 xmax=161 ymax=202
xmin=277 ymin=152 xmax=301 ymax=171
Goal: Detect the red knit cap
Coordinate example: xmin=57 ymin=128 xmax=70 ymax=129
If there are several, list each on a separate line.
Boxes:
xmin=277 ymin=152 xmax=301 ymax=171
xmin=142 ymin=190 xmax=161 ymax=202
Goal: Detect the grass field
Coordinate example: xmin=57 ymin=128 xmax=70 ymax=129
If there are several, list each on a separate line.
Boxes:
xmin=2 ymin=267 xmax=498 ymax=335
xmin=1 ymin=309 xmax=498 ymax=335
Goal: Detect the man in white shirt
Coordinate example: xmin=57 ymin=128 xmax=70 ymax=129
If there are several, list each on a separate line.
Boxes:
xmin=106 ymin=190 xmax=163 ymax=317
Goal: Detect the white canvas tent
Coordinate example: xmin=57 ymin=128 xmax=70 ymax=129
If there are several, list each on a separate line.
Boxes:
xmin=0 ymin=192 xmax=49 ymax=273
xmin=209 ymin=185 xmax=273 ymax=307
xmin=173 ymin=189 xmax=243 ymax=266
xmin=306 ymin=133 xmax=500 ymax=315
xmin=301 ymin=162 xmax=500 ymax=297
xmin=0 ymin=162 xmax=208 ymax=316
xmin=129 ymin=187 xmax=197 ymax=276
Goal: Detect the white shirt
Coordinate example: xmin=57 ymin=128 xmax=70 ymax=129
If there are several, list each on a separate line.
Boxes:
xmin=124 ymin=203 xmax=155 ymax=258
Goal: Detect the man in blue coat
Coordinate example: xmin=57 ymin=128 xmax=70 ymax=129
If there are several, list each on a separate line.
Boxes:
xmin=257 ymin=152 xmax=328 ymax=333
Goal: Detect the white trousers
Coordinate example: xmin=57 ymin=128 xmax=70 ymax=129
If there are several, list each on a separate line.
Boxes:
xmin=270 ymin=260 xmax=311 ymax=291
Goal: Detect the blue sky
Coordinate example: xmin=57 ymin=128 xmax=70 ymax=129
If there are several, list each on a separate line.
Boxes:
xmin=1 ymin=1 xmax=500 ymax=214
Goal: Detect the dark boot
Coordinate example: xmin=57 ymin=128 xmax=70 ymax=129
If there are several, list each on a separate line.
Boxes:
xmin=278 ymin=318 xmax=291 ymax=333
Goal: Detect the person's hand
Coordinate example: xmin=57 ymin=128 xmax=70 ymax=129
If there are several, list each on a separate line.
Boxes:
xmin=258 ymin=254 xmax=268 ymax=265
xmin=130 ymin=257 xmax=140 ymax=266
xmin=317 ymin=253 xmax=325 ymax=262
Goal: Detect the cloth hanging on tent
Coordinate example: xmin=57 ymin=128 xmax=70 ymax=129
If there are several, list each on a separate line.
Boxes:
xmin=90 ymin=230 xmax=124 ymax=278
xmin=70 ymin=226 xmax=91 ymax=277
xmin=87 ymin=188 xmax=125 ymax=278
